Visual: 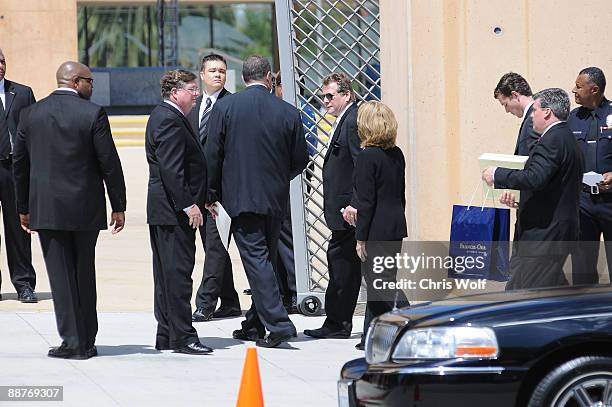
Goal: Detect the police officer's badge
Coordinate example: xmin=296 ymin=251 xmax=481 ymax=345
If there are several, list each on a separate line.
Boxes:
xmin=607 ymin=114 xmax=612 ymax=127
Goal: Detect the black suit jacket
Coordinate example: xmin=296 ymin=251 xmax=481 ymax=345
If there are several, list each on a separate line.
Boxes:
xmin=514 ymin=104 xmax=539 ymax=156
xmin=495 ymin=122 xmax=583 ymax=250
xmin=146 ymin=102 xmax=206 ymax=226
xmin=205 ymin=84 xmax=308 ymax=218
xmin=352 ymin=146 xmax=407 ymax=241
xmin=13 ymin=90 xmax=126 ymax=231
xmin=187 ymin=88 xmax=230 ymax=141
xmin=0 ymin=79 xmax=36 ymax=159
xmin=322 ymin=103 xmax=361 ymax=231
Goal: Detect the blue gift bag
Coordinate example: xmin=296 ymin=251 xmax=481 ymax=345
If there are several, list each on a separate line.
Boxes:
xmin=448 ymin=204 xmax=510 ymax=282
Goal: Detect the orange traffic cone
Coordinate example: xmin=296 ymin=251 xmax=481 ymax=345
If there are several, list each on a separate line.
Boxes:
xmin=236 ymin=347 xmax=264 ymax=407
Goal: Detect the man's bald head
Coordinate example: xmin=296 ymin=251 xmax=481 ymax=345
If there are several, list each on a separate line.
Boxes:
xmin=56 ymin=61 xmax=94 ymax=100
xmin=56 ymin=61 xmax=90 ymax=86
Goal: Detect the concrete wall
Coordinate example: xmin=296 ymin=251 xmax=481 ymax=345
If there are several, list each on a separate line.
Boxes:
xmin=381 ymin=0 xmax=612 ymax=240
xmin=0 ymin=0 xmax=78 ymax=99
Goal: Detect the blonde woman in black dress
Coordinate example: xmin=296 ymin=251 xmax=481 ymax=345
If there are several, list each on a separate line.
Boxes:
xmin=344 ymin=101 xmax=409 ymax=350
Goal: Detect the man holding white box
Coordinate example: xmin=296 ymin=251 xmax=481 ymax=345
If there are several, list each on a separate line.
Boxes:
xmin=482 ymin=88 xmax=583 ymax=289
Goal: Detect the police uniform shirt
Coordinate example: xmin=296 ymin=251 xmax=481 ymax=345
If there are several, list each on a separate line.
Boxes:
xmin=568 ymin=98 xmax=612 ymax=174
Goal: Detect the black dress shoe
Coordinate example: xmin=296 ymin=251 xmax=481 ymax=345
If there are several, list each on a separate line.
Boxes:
xmin=232 ymin=328 xmax=264 ymax=342
xmin=303 ymin=326 xmax=351 ymax=339
xmin=355 ymin=342 xmax=365 ymax=351
xmin=18 ymin=288 xmax=38 ymax=303
xmin=48 ymin=344 xmax=89 ymax=360
xmin=256 ymin=331 xmax=296 ymax=348
xmin=174 ymin=341 xmax=213 ymax=355
xmin=213 ymin=307 xmax=242 ymax=319
xmin=192 ymin=307 xmax=214 ymax=322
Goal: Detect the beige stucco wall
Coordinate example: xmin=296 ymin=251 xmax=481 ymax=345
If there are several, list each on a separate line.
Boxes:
xmin=0 ymin=0 xmax=78 ymax=99
xmin=381 ymin=0 xmax=612 ymax=240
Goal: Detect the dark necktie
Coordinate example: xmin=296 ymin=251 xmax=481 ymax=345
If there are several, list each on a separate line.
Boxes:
xmin=586 ymin=111 xmax=599 ymax=172
xmin=0 ymin=96 xmax=9 ymax=159
xmin=199 ymin=97 xmax=212 ymax=145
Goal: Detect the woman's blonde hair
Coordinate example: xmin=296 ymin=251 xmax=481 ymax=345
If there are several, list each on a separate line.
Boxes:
xmin=357 ymin=101 xmax=398 ymax=149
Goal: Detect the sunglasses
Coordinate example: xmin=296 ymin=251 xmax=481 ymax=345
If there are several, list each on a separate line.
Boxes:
xmin=78 ymin=76 xmax=94 ymax=84
xmin=319 ymin=92 xmax=345 ymax=101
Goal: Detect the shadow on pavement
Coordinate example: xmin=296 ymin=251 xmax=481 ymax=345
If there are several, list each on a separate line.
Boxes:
xmin=96 ymin=345 xmax=162 ymax=356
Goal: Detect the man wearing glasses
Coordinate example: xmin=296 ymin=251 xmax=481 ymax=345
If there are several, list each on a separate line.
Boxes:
xmin=0 ymin=47 xmax=37 ymax=303
xmin=187 ymin=54 xmax=241 ymax=323
xmin=145 ymin=69 xmax=212 ymax=355
xmin=13 ymin=61 xmax=126 ymax=359
xmin=304 ymin=72 xmax=362 ymax=340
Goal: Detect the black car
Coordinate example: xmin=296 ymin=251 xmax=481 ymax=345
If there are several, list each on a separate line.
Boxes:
xmin=339 ymin=286 xmax=612 ymax=407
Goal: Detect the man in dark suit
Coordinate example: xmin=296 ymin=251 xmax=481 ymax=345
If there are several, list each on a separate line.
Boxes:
xmin=493 ymin=72 xmax=539 ymax=156
xmin=0 ymin=48 xmax=37 ymax=303
xmin=146 ymin=69 xmax=212 ymax=355
xmin=187 ymin=54 xmax=240 ymax=322
xmin=483 ymin=88 xmax=583 ymax=289
xmin=304 ymin=72 xmax=362 ymax=339
xmin=13 ymin=61 xmax=126 ymax=359
xmin=206 ymin=55 xmax=308 ymax=348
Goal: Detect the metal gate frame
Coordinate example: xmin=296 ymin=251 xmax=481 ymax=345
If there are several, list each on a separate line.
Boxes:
xmin=275 ymin=0 xmax=380 ymax=315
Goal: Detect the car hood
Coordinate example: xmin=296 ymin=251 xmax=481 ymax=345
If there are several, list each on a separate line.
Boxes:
xmin=376 ymin=285 xmax=612 ymax=329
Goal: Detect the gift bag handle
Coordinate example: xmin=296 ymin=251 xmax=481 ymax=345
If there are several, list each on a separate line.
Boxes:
xmin=467 ymin=180 xmax=492 ymax=211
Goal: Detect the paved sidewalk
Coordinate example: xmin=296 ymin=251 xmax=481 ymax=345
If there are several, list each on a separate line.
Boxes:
xmin=0 ymin=311 xmax=363 ymax=406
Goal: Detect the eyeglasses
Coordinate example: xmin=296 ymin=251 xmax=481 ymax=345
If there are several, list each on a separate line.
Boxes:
xmin=78 ymin=76 xmax=94 ymax=84
xmin=178 ymin=87 xmax=200 ymax=95
xmin=319 ymin=92 xmax=339 ymax=101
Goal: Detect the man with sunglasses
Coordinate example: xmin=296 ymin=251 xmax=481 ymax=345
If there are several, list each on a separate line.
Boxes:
xmin=304 ymin=72 xmax=362 ymax=340
xmin=0 ymin=47 xmax=37 ymax=303
xmin=13 ymin=61 xmax=126 ymax=359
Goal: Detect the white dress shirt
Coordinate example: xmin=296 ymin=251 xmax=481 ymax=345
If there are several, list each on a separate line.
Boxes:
xmin=0 ymin=78 xmax=6 ymax=110
xmin=198 ymin=88 xmax=223 ymax=125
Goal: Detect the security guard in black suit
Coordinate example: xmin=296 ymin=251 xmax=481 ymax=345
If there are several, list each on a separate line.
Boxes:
xmin=0 ymin=47 xmax=38 ymax=303
xmin=205 ymin=56 xmax=308 ymax=348
xmin=569 ymin=67 xmax=612 ymax=285
xmin=186 ymin=54 xmax=240 ymax=322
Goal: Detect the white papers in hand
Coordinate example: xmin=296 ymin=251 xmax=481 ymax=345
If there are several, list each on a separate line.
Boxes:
xmin=213 ymin=202 xmax=231 ymax=252
xmin=583 ymin=171 xmax=604 ymax=187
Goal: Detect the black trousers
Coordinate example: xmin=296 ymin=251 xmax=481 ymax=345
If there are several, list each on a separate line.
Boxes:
xmin=149 ymin=219 xmax=199 ymax=349
xmin=506 ymin=253 xmax=569 ymax=290
xmin=361 ymin=241 xmax=409 ymax=339
xmin=323 ymin=229 xmax=361 ymax=331
xmin=38 ymin=230 xmax=99 ymax=353
xmin=571 ymin=192 xmax=612 ymax=285
xmin=275 ymin=210 xmax=296 ymax=305
xmin=194 ymin=213 xmax=240 ymax=312
xmin=233 ymin=213 xmax=296 ymax=336
xmin=0 ymin=159 xmax=35 ymax=293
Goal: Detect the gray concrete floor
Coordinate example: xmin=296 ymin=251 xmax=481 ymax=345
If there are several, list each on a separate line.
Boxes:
xmin=0 ymin=146 xmax=362 ymax=406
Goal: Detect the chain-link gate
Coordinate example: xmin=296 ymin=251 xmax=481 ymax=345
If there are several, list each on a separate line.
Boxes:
xmin=275 ymin=0 xmax=380 ymax=315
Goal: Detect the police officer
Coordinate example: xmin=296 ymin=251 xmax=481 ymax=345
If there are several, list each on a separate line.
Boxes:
xmin=569 ymin=67 xmax=612 ymax=285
